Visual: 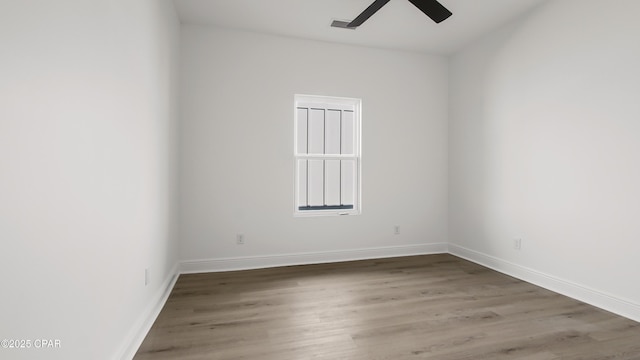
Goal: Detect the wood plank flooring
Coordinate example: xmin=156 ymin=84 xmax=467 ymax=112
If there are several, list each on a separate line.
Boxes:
xmin=134 ymin=254 xmax=640 ymax=359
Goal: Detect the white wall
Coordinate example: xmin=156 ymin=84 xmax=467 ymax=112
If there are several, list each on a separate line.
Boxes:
xmin=0 ymin=0 xmax=180 ymax=359
xmin=179 ymin=26 xmax=448 ymax=267
xmin=449 ymin=0 xmax=640 ymax=319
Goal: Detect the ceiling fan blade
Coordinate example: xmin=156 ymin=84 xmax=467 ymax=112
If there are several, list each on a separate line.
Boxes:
xmin=347 ymin=0 xmax=392 ymax=28
xmin=407 ymin=0 xmax=452 ymax=23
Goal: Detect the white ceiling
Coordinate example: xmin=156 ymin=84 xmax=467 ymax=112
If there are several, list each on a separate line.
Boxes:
xmin=173 ymin=0 xmax=547 ymax=55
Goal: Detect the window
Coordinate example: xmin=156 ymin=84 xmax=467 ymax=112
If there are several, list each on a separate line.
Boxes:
xmin=294 ymin=95 xmax=361 ymax=216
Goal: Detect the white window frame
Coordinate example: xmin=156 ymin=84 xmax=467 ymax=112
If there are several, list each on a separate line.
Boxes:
xmin=294 ymin=94 xmax=362 ymax=217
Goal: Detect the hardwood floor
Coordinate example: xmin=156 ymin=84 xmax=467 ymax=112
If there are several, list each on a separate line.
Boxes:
xmin=134 ymin=254 xmax=640 ymax=359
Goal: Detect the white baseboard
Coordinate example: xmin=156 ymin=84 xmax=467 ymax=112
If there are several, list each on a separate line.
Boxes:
xmin=448 ymin=244 xmax=640 ymax=323
xmin=180 ymin=243 xmax=448 ymax=274
xmin=114 ymin=263 xmax=180 ymax=360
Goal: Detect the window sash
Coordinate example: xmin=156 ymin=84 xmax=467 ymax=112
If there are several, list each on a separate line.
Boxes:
xmin=295 ymin=107 xmax=356 ymax=157
xmin=295 ymin=158 xmax=358 ymax=211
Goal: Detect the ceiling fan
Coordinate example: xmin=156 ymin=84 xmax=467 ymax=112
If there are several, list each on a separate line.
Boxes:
xmin=331 ymin=0 xmax=452 ymax=29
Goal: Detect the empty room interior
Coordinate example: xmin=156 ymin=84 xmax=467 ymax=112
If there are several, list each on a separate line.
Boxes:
xmin=2 ymin=0 xmax=640 ymax=359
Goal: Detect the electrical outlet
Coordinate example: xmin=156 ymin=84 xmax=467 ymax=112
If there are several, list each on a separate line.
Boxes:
xmin=236 ymin=234 xmax=245 ymax=245
xmin=514 ymin=238 xmax=522 ymax=250
xmin=145 ymin=268 xmax=150 ymax=286
xmin=394 ymin=226 xmax=400 ymax=235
